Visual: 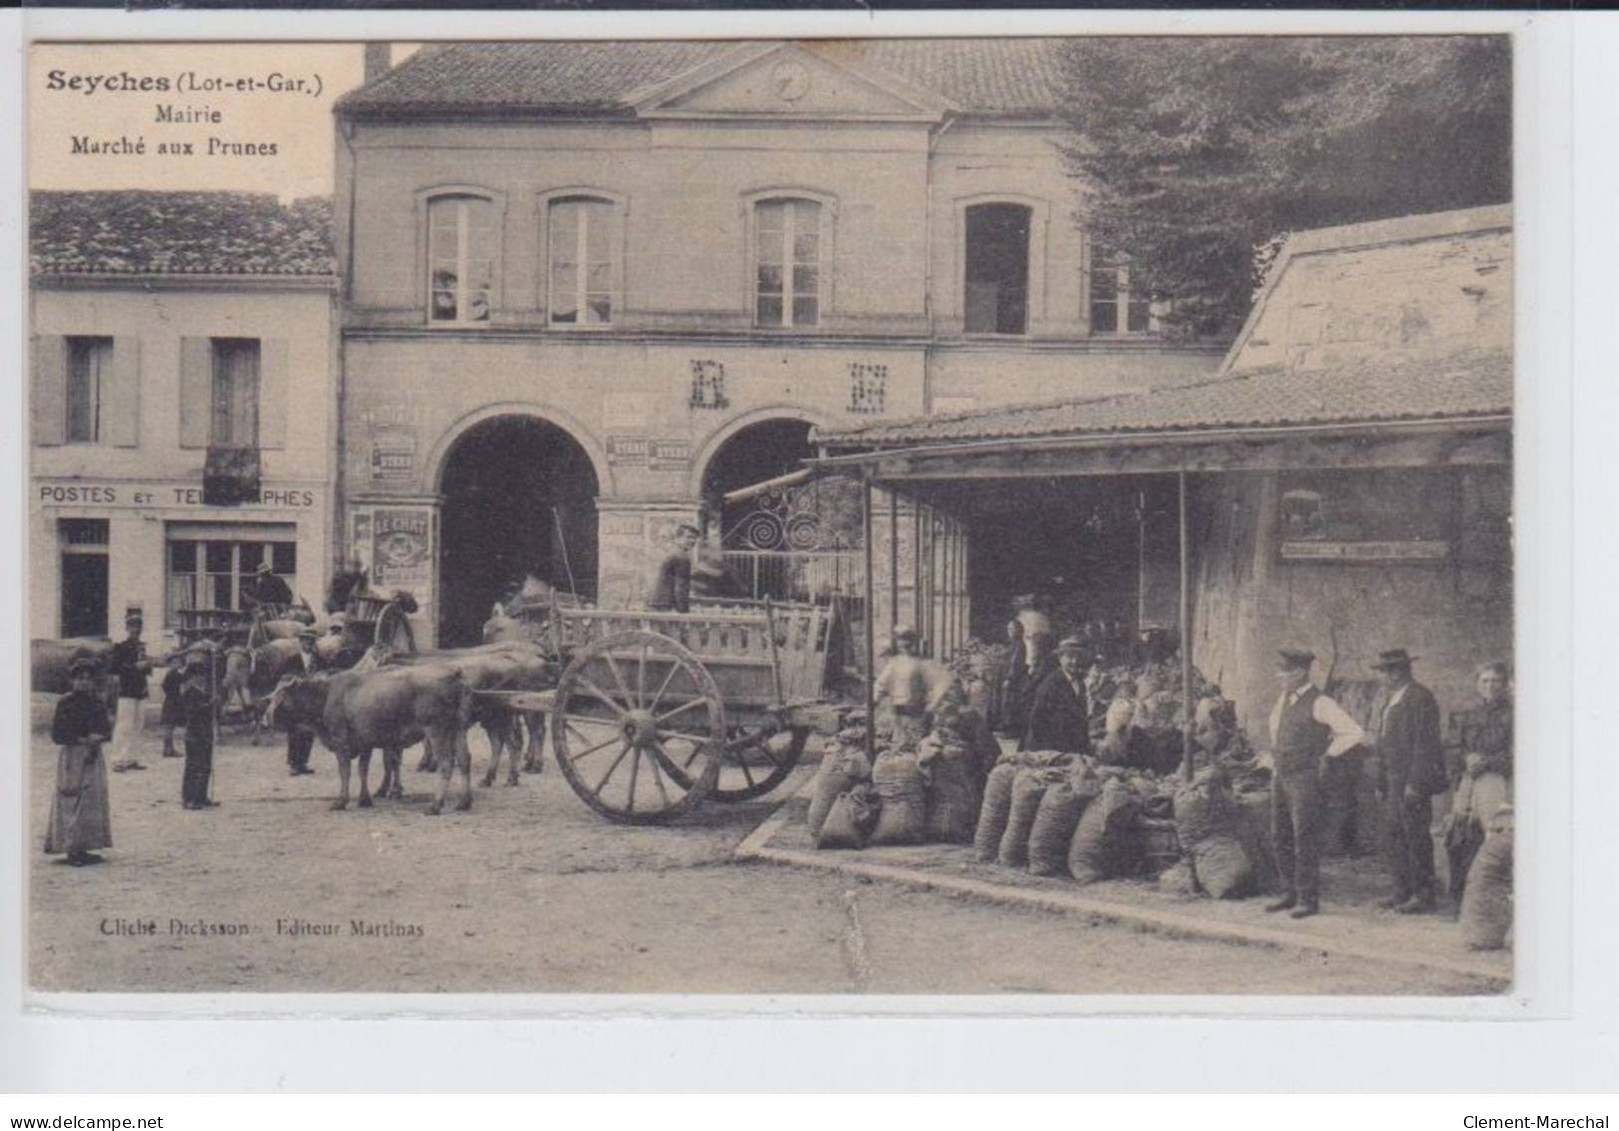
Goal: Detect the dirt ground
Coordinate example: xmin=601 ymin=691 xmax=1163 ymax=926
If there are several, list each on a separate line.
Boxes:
xmin=26 ymin=704 xmax=1495 ymax=996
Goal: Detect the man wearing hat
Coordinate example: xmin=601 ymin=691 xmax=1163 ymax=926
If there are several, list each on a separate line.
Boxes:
xmin=106 ymin=610 xmax=152 ymax=772
xmin=240 ymin=560 xmax=294 ymax=612
xmin=177 ymin=647 xmax=219 ymax=810
xmin=1365 ymin=648 xmax=1446 ymax=914
xmin=285 ymin=628 xmax=329 ymax=776
xmin=1265 ymin=647 xmax=1366 ymax=918
xmin=1021 ymin=636 xmax=1093 ymax=755
xmin=646 ymin=523 xmax=699 ymax=613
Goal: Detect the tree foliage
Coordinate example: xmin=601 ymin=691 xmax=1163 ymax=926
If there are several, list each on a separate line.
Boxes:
xmin=1057 ymin=37 xmax=1512 ymax=338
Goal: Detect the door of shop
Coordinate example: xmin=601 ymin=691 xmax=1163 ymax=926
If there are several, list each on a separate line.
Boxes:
xmin=58 ymin=519 xmax=110 ymax=638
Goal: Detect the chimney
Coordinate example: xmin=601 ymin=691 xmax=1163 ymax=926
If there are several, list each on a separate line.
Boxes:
xmin=363 ymin=43 xmax=393 ymax=85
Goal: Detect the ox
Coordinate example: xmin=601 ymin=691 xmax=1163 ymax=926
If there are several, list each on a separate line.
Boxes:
xmin=373 ymin=641 xmax=552 ymax=786
xmin=481 ymin=606 xmax=556 ymax=773
xmin=267 ymin=663 xmax=474 ymax=814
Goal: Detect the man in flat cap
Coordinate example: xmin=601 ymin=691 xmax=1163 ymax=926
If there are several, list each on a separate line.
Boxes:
xmin=1021 ymin=636 xmax=1093 ymax=756
xmin=1265 ymin=647 xmax=1366 ymax=918
xmin=1365 ymin=648 xmax=1446 ymax=914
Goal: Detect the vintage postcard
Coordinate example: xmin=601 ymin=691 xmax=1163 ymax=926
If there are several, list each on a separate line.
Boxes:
xmin=21 ymin=26 xmax=1523 ymax=1001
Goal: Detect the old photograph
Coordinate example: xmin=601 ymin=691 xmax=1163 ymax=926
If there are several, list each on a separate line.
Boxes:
xmin=22 ymin=32 xmax=1516 ymax=997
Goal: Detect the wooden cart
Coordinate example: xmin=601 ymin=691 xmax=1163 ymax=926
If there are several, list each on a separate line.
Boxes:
xmin=174 ymin=607 xmax=254 ymax=649
xmin=484 ymin=598 xmax=842 ymax=824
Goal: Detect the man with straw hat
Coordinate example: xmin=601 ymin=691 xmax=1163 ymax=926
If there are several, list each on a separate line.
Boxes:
xmin=1365 ymin=647 xmax=1446 ymax=914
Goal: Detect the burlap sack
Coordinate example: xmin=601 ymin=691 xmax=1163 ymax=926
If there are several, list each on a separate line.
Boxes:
xmin=1067 ymin=779 xmax=1142 ymax=884
xmin=869 ymin=750 xmax=928 ymax=846
xmin=815 ymin=783 xmax=879 ymax=850
xmin=973 ymin=761 xmax=1019 ymax=862
xmin=922 ymin=744 xmax=980 ymax=845
xmin=1460 ymin=808 xmax=1514 ymax=952
xmin=807 ymin=746 xmax=871 ymax=839
xmin=1027 ymin=779 xmax=1089 ymax=876
xmin=998 ymin=768 xmax=1051 ymax=869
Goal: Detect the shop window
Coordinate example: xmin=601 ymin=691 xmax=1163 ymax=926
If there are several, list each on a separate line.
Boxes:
xmin=166 ymin=536 xmax=296 ymax=625
xmin=211 ymin=339 xmax=260 ymax=448
xmin=427 ymin=194 xmax=495 ymax=324
xmin=754 ymin=198 xmax=822 ymax=329
xmin=548 ymin=197 xmax=618 ymax=326
xmin=64 ymin=337 xmax=111 ymax=444
xmin=1089 ymin=253 xmax=1156 ymax=335
xmin=964 ymin=203 xmax=1031 ymax=335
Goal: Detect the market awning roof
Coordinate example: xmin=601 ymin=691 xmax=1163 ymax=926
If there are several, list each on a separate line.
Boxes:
xmin=816 ymin=348 xmax=1513 ymax=453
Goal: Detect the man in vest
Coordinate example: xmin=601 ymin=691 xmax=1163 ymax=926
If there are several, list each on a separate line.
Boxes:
xmin=1366 ymin=648 xmax=1447 ymax=914
xmin=1266 ymin=647 xmax=1366 ymax=919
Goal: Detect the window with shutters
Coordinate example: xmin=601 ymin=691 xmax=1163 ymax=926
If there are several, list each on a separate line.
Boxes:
xmin=427 ymin=194 xmax=496 ymax=324
xmin=547 ymin=196 xmax=618 ymax=327
xmin=211 ymin=339 xmax=260 ymax=448
xmin=964 ymin=203 xmax=1032 ymax=335
xmin=65 ymin=337 xmax=111 ymax=444
xmin=753 ymin=197 xmax=824 ymax=329
xmin=1089 ymin=252 xmax=1157 ymax=335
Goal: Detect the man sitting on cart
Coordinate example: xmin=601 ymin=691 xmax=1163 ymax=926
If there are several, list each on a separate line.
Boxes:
xmin=240 ymin=561 xmax=294 ymax=612
xmin=646 ymin=524 xmax=700 ymax=613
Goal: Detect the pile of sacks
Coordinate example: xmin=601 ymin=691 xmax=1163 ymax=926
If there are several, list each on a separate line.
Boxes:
xmin=946 ymin=638 xmax=1014 ymax=728
xmin=807 ymin=726 xmax=992 ymax=850
xmin=967 ymin=752 xmax=1277 ymax=899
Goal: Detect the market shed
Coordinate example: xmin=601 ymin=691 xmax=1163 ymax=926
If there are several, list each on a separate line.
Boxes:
xmin=809 ymin=205 xmax=1514 ymax=746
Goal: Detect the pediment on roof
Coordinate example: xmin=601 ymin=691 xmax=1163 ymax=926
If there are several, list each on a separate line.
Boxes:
xmin=628 ymin=41 xmax=954 ymax=122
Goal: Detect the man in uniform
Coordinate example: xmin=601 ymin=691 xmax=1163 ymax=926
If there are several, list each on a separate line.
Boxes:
xmin=241 ymin=560 xmax=294 ymax=612
xmin=285 ymin=628 xmax=328 ymax=776
xmin=646 ymin=524 xmax=699 ymax=613
xmin=1365 ymin=648 xmax=1446 ymax=914
xmin=106 ymin=610 xmax=152 ymax=772
xmin=1265 ymin=647 xmax=1366 ymax=919
xmin=1021 ymin=637 xmax=1092 ymax=755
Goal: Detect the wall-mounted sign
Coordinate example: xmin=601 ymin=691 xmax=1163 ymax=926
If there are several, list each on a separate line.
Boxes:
xmin=371 ymin=509 xmax=432 ymax=588
xmin=1280 ymin=541 xmax=1451 ymax=563
xmin=649 ymin=440 xmax=692 ymax=470
xmin=370 ymin=429 xmax=416 ymax=482
xmin=1277 ymin=470 xmax=1455 ymax=566
xmin=607 ymin=435 xmax=650 ymax=465
xmin=34 ymin=478 xmax=317 ymax=510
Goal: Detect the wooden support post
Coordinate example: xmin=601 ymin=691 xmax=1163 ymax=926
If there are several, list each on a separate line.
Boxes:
xmin=863 ymin=475 xmax=877 ymax=758
xmin=913 ymin=501 xmax=923 ymax=636
xmin=1179 ymin=467 xmax=1194 ymax=782
xmin=888 ymin=489 xmax=899 ymax=640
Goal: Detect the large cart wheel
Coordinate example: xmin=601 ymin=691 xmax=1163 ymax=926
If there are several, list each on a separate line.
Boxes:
xmin=701 ymin=724 xmax=810 ymax=804
xmin=551 ymin=630 xmax=727 ymax=824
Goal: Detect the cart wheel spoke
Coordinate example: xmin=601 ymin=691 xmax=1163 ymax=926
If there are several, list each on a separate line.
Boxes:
xmin=735 ymin=753 xmax=757 ymax=790
xmin=636 ymin=645 xmax=649 ymax=710
xmin=647 ymin=743 xmax=674 ymax=807
xmin=574 ymin=675 xmax=628 ymax=720
xmin=655 ymin=698 xmax=710 ymax=726
xmin=564 ymin=730 xmax=622 ymax=765
xmin=593 ymin=743 xmax=632 ymax=795
xmin=603 ymin=651 xmax=635 ymax=711
xmin=645 ymin=661 xmax=680 ymax=716
xmin=625 ymin=747 xmax=641 ymax=814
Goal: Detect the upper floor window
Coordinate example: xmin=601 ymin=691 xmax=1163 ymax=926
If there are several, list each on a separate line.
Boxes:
xmin=548 ymin=196 xmax=618 ymax=327
xmin=65 ymin=336 xmax=111 ymax=444
xmin=211 ymin=338 xmax=260 ymax=448
xmin=964 ymin=203 xmax=1032 ymax=335
xmin=428 ymin=194 xmax=495 ymax=324
xmin=1090 ymin=254 xmax=1156 ymax=335
xmin=755 ymin=198 xmax=822 ymax=329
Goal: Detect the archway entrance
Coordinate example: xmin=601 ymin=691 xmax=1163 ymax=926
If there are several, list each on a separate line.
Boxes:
xmin=700 ymin=417 xmax=860 ymax=602
xmin=438 ymin=415 xmax=599 ymax=646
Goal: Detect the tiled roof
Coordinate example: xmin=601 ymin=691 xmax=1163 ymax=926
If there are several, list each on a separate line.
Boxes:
xmin=816 ymin=349 xmax=1513 ymax=450
xmin=338 ymin=39 xmax=1066 ymax=118
xmin=30 ymin=191 xmax=335 ymax=277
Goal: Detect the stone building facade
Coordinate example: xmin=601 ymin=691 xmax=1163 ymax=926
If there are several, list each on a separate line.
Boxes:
xmin=28 ymin=192 xmax=337 ymax=646
xmin=334 ymin=40 xmax=1225 ymax=645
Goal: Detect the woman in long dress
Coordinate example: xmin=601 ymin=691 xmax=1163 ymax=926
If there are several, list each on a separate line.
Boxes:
xmin=44 ymin=658 xmax=113 ymax=866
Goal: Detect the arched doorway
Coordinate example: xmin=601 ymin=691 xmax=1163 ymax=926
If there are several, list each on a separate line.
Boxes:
xmin=438 ymin=415 xmax=599 ymax=646
xmin=699 ymin=417 xmax=860 ymax=601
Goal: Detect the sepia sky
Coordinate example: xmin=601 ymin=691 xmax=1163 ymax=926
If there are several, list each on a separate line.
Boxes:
xmin=29 ymin=43 xmax=417 ymax=200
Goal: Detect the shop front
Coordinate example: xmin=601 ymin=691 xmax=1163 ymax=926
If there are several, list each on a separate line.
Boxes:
xmin=30 ymin=475 xmax=329 ymax=645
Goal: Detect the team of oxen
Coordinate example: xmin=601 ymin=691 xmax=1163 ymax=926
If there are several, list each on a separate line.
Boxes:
xmin=33 ymin=598 xmax=556 ymax=816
